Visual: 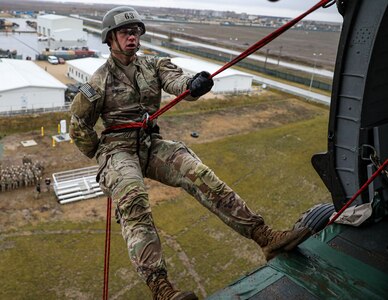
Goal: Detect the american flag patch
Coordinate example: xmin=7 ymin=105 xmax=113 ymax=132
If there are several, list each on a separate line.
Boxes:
xmin=79 ymin=83 xmax=100 ymax=102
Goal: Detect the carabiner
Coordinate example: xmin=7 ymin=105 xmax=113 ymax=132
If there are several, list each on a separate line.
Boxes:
xmin=142 ymin=112 xmax=150 ymax=129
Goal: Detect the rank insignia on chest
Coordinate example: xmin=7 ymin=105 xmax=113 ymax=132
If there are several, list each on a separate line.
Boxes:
xmin=79 ymin=83 xmax=101 ymax=102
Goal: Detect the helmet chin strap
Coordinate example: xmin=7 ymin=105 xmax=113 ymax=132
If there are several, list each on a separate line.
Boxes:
xmin=111 ymin=48 xmax=138 ymax=57
xmin=110 ymin=32 xmax=140 ymax=57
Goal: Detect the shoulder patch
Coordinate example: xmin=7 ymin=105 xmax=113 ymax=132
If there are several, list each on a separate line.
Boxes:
xmin=79 ymin=83 xmax=101 ymax=102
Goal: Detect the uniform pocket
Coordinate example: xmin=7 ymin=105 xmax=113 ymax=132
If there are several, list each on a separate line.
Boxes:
xmin=96 ymin=154 xmax=119 ymax=196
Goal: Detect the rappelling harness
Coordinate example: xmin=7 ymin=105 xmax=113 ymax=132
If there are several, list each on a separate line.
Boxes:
xmin=102 ymin=1 xmax=388 ymax=299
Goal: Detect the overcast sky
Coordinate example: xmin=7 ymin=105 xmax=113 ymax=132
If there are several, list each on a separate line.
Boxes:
xmin=52 ymin=0 xmax=343 ymax=22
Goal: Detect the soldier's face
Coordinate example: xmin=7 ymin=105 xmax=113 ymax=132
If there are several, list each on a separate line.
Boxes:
xmin=112 ymin=26 xmax=141 ymax=53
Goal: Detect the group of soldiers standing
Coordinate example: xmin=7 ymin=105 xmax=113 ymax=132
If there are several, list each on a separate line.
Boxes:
xmin=0 ymin=156 xmax=45 ymax=193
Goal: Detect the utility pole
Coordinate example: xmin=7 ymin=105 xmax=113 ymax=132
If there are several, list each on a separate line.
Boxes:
xmin=309 ymin=52 xmax=322 ymax=91
xmin=277 ymin=45 xmax=283 ymax=66
xmin=264 ymin=48 xmax=270 ymax=71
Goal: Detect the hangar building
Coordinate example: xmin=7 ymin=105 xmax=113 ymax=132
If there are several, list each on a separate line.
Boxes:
xmin=0 ymin=59 xmax=67 ymax=113
xmin=37 ymin=14 xmax=87 ymax=49
xmin=171 ymin=57 xmax=253 ymax=94
xmin=67 ymin=57 xmax=107 ymax=84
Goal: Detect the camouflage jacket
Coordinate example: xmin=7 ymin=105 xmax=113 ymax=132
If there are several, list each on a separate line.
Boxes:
xmin=70 ymin=55 xmax=195 ymax=158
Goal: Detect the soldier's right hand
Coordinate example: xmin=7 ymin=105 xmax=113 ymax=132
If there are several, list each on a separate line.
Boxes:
xmin=188 ymin=71 xmax=214 ymax=97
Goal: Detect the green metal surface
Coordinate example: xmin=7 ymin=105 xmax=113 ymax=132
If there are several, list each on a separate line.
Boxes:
xmin=270 ymin=226 xmax=388 ymax=299
xmin=207 ymin=224 xmax=388 ymax=299
xmin=208 ymin=266 xmax=284 ymax=300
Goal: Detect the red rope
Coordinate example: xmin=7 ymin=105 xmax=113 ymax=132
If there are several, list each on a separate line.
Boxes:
xmin=327 ymin=158 xmax=388 ymax=226
xmin=103 ymin=0 xmax=331 ymax=134
xmin=103 ymin=197 xmax=112 ymax=300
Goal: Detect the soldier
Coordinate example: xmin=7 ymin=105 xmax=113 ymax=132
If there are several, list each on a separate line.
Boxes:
xmin=35 ymin=182 xmax=41 ymax=199
xmin=12 ymin=174 xmax=18 ymax=190
xmin=34 ymin=164 xmax=43 ymax=183
xmin=17 ymin=171 xmax=23 ymax=189
xmin=5 ymin=174 xmax=11 ymax=191
xmin=0 ymin=173 xmax=4 ymax=192
xmin=22 ymin=155 xmax=32 ymax=165
xmin=22 ymin=168 xmax=28 ymax=187
xmin=26 ymin=165 xmax=34 ymax=187
xmin=45 ymin=177 xmax=51 ymax=192
xmin=35 ymin=160 xmax=45 ymax=174
xmin=70 ymin=6 xmax=311 ymax=300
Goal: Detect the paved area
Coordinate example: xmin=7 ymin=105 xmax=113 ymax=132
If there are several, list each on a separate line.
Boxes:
xmin=34 ymin=60 xmax=77 ymax=85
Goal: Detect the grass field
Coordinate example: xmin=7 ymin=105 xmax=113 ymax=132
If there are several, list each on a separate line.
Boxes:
xmin=0 ymin=94 xmax=331 ymax=299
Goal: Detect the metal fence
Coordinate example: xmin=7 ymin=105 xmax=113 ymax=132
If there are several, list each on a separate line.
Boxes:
xmin=0 ymin=104 xmax=71 ymax=116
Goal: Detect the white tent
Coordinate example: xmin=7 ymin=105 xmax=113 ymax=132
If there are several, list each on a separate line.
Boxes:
xmin=0 ymin=59 xmax=67 ymax=113
xmin=171 ymin=57 xmax=253 ymax=93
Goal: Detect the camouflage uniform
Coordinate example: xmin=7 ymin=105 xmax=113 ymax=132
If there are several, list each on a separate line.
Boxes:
xmin=70 ymin=55 xmax=264 ymax=282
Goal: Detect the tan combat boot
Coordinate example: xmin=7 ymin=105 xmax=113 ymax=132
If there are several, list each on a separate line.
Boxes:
xmin=252 ymin=225 xmax=311 ymax=260
xmin=147 ymin=274 xmax=198 ymax=300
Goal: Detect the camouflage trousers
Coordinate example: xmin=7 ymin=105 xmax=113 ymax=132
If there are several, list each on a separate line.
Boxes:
xmin=97 ymin=135 xmax=264 ymax=282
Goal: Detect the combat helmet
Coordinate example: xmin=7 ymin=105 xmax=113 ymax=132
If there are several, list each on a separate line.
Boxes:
xmin=101 ymin=6 xmax=146 ymax=44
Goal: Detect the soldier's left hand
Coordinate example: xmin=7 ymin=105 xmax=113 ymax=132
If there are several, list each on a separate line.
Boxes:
xmin=188 ymin=71 xmax=214 ymax=97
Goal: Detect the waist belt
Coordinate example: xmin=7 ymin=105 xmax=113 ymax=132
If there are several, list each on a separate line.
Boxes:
xmin=102 ymin=124 xmax=160 ymax=144
xmin=102 ymin=124 xmax=159 ymax=176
